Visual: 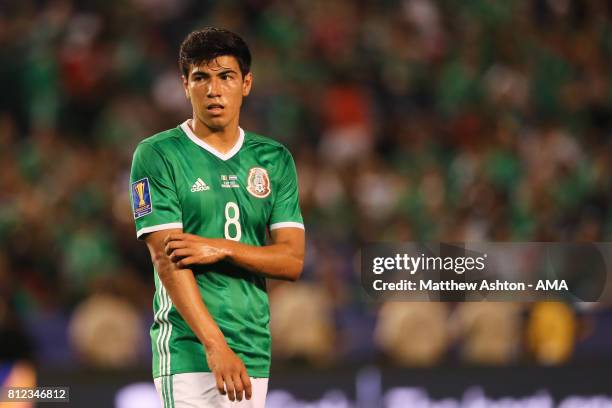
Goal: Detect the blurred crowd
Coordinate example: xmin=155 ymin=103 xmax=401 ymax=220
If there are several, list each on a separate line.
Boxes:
xmin=1 ymin=0 xmax=612 ymax=371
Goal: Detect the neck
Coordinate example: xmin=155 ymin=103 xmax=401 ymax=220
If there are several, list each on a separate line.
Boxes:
xmin=190 ymin=116 xmax=240 ymax=154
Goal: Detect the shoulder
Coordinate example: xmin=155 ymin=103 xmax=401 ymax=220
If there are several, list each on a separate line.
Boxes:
xmin=131 ymin=127 xmax=186 ymax=172
xmin=132 ymin=127 xmax=186 ymax=166
xmin=243 ymin=130 xmax=293 ymax=160
xmin=136 ymin=127 xmax=185 ymax=154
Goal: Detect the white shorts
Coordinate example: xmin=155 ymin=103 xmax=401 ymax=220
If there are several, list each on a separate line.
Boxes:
xmin=154 ymin=372 xmax=268 ymax=408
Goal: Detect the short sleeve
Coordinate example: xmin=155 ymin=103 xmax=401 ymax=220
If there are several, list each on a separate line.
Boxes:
xmin=130 ymin=143 xmax=182 ymax=239
xmin=268 ymin=149 xmax=304 ymax=231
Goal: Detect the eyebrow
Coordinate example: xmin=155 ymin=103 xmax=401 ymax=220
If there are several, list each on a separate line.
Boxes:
xmin=190 ymin=68 xmax=238 ymax=77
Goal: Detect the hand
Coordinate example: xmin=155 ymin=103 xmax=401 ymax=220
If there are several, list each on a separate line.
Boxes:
xmin=164 ymin=233 xmax=229 ymax=268
xmin=205 ymin=342 xmax=252 ymax=402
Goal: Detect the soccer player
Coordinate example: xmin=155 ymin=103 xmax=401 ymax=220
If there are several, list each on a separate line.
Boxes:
xmin=129 ymin=27 xmax=305 ymax=407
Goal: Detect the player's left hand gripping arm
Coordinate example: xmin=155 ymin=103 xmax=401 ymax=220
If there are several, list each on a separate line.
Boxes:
xmin=164 ymin=227 xmax=305 ymax=281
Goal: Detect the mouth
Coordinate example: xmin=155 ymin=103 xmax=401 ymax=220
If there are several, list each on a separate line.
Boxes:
xmin=206 ymin=103 xmax=224 ymax=113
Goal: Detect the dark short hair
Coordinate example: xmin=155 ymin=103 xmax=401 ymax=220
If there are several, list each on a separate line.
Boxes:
xmin=179 ymin=27 xmax=251 ymax=78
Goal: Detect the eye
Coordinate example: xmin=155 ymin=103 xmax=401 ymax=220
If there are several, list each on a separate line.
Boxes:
xmin=221 ymin=74 xmax=231 ymax=80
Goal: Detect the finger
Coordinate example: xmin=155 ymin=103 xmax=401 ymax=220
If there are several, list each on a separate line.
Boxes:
xmin=165 ymin=233 xmax=187 ymax=242
xmin=170 ymin=249 xmax=192 ymax=263
xmin=166 ymin=240 xmax=190 ymax=250
xmin=240 ymin=370 xmax=252 ymax=400
xmin=223 ymin=375 xmax=236 ymax=402
xmin=165 ymin=240 xmax=188 ymax=256
xmin=215 ymin=373 xmax=225 ymax=395
xmin=177 ymin=257 xmax=197 ymax=268
xmin=232 ymin=372 xmax=244 ymax=401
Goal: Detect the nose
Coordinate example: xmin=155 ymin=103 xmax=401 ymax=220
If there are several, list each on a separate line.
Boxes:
xmin=207 ymin=77 xmax=221 ymax=98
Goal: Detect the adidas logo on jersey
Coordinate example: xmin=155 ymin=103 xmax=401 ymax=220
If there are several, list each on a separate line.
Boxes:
xmin=191 ymin=178 xmax=210 ymax=192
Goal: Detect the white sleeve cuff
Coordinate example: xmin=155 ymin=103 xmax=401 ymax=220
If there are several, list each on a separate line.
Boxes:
xmin=269 ymin=222 xmax=305 ymax=231
xmin=136 ymin=222 xmax=183 ymax=239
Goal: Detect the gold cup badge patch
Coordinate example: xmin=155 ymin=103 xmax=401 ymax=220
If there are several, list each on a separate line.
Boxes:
xmin=131 ymin=177 xmax=152 ymax=218
xmin=246 ymin=167 xmax=271 ymax=198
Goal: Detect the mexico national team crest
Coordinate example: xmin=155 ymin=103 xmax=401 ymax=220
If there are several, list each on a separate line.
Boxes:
xmin=246 ymin=167 xmax=271 ymax=198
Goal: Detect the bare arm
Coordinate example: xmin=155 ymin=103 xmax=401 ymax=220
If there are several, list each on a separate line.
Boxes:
xmin=165 ymin=227 xmax=305 ymax=281
xmin=144 ymin=229 xmax=252 ymax=402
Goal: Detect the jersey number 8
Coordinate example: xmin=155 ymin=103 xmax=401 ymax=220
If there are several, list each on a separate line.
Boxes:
xmin=224 ymin=202 xmax=242 ymax=241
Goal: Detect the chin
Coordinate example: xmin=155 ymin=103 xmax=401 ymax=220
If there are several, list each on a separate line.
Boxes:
xmin=209 ymin=121 xmax=229 ymax=131
xmin=201 ymin=117 xmax=229 ymax=130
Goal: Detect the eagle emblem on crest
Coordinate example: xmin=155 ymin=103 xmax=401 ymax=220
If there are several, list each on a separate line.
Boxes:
xmin=246 ymin=167 xmax=271 ymax=198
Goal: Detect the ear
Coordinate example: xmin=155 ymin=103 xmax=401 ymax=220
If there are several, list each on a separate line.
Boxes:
xmin=182 ymin=75 xmax=190 ymax=99
xmin=242 ymin=72 xmax=253 ymax=97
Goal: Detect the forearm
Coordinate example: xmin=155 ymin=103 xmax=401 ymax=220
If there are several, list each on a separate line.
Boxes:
xmin=165 ymin=229 xmax=305 ymax=281
xmin=156 ymin=261 xmax=226 ymax=348
xmin=220 ymin=239 xmax=303 ymax=281
xmin=147 ymin=230 xmax=226 ymax=350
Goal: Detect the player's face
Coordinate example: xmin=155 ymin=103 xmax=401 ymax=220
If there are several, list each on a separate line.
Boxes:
xmin=183 ymin=55 xmax=252 ymax=131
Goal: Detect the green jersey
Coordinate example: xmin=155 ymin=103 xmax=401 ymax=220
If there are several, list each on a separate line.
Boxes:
xmin=130 ymin=120 xmax=304 ymax=379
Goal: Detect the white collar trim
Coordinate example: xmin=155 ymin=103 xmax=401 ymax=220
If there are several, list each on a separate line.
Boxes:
xmin=180 ymin=119 xmax=245 ymax=161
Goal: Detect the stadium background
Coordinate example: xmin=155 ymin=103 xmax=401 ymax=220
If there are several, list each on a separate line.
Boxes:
xmin=1 ymin=0 xmax=612 ymax=406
